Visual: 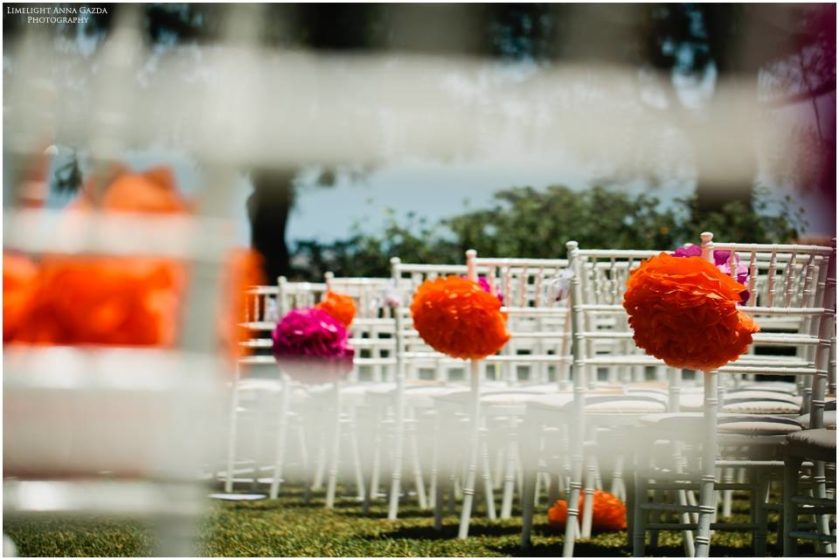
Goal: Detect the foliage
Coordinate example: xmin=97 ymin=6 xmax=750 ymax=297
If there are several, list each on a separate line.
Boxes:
xmin=289 ymin=184 xmax=807 ymax=280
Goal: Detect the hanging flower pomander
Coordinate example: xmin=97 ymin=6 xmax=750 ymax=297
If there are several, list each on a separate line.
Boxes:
xmin=18 ymin=255 xmax=185 ymax=347
xmin=623 ymin=253 xmax=759 ymax=371
xmin=548 ymin=490 xmax=627 ymax=533
xmin=410 ymin=276 xmax=510 ymax=360
xmin=271 ymin=308 xmax=355 ymax=384
xmin=314 ymin=291 xmax=357 ymax=328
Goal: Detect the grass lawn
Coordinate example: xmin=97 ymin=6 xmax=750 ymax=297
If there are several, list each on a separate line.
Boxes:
xmin=4 ymin=484 xmax=792 ymax=557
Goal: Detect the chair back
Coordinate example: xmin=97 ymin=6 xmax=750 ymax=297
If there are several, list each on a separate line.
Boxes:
xmin=703 ymin=233 xmax=835 ymax=426
xmin=466 ymin=252 xmax=572 ymax=387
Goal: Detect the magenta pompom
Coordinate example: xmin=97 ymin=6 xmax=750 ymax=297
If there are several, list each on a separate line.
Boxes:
xmin=672 ymin=244 xmax=749 ymax=303
xmin=272 ymin=308 xmax=354 ymax=384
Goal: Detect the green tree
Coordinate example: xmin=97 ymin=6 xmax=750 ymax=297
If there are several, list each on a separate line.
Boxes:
xmin=289 ymin=184 xmax=806 ymax=280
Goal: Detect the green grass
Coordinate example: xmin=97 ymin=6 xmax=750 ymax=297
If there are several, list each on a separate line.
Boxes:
xmin=3 ymin=484 xmax=798 ymax=557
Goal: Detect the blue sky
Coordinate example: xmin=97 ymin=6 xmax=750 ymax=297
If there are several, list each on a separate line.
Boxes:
xmin=45 ymin=147 xmax=831 ymax=251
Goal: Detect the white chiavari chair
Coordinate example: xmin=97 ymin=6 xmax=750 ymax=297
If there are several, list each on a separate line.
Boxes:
xmin=448 ymin=253 xmax=573 ymax=541
xmin=782 ymin=427 xmax=836 ymax=555
xmin=386 ymin=258 xmax=479 ymax=521
xmin=629 ymin=233 xmax=835 ymax=557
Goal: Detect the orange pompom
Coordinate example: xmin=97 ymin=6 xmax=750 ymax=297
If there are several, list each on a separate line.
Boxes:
xmin=315 ymin=291 xmax=357 ymax=328
xmin=623 ymin=253 xmax=759 ymax=372
xmin=14 ymin=256 xmax=185 ymax=347
xmin=410 ymin=276 xmax=510 ymax=360
xmin=222 ymin=248 xmax=266 ymax=359
xmin=3 ymin=253 xmax=39 ymax=342
xmin=68 ymin=166 xmax=190 ymax=215
xmin=548 ymin=490 xmax=627 ymax=533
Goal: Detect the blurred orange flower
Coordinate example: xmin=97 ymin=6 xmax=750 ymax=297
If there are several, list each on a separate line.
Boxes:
xmin=410 ymin=276 xmax=510 ymax=360
xmin=8 ymin=165 xmax=265 ymax=357
xmin=315 ymin=291 xmax=357 ymax=328
xmin=623 ymin=253 xmax=759 ymax=371
xmin=548 ymin=490 xmax=627 ymax=533
xmin=223 ymin=249 xmax=266 ymax=359
xmin=68 ymin=166 xmax=191 ymax=214
xmin=13 ymin=256 xmax=185 ymax=347
xmin=3 ymin=253 xmax=39 ymax=342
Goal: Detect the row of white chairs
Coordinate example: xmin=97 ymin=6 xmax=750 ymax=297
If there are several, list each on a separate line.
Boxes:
xmin=219 ymin=233 xmax=835 ymax=557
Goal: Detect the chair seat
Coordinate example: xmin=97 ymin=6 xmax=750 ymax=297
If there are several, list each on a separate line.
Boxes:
xmin=785 ymin=428 xmax=837 ymax=462
xmin=794 ymin=410 xmax=837 ymax=429
xmin=717 ymin=415 xmax=804 ymax=435
xmin=721 ymin=400 xmax=802 ymax=415
xmin=640 ymin=412 xmax=804 ymax=436
xmin=526 ymin=393 xmax=667 ymax=414
xmin=584 ymin=395 xmax=668 ymax=414
xmin=678 ymin=390 xmax=802 ymax=414
xmin=741 ymin=381 xmax=798 ymax=394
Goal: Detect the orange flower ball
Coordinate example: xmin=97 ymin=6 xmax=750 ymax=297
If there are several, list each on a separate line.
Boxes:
xmin=3 ymin=253 xmax=39 ymax=342
xmin=19 ymin=256 xmax=186 ymax=347
xmin=410 ymin=276 xmax=510 ymax=360
xmin=315 ymin=291 xmax=357 ymax=328
xmin=623 ymin=253 xmax=759 ymax=371
xmin=548 ymin=490 xmax=627 ymax=533
xmin=68 ymin=166 xmax=191 ymax=215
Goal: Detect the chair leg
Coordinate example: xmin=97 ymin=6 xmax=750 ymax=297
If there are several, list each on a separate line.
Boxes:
xmin=250 ymin=394 xmax=267 ymax=490
xmin=458 ymin=421 xmax=481 ymax=538
xmin=325 ymin=418 xmax=342 ymax=509
xmin=694 ymin=372 xmax=719 ymax=558
xmin=429 ymin=422 xmax=439 ymax=511
xmin=269 ymin=380 xmax=291 ymax=500
xmin=432 ymin=415 xmax=446 ymax=529
xmin=480 ymin=434 xmax=497 ymax=520
xmin=312 ymin=430 xmax=327 ymax=491
xmin=349 ymin=421 xmax=366 ymax=502
xmin=501 ymin=425 xmax=518 ymax=519
xmin=224 ymin=370 xmax=242 ymax=494
xmin=520 ymin=467 xmax=537 ymax=549
xmin=753 ymin=469 xmax=769 ymax=556
xmin=673 ymin=440 xmax=695 ymax=558
xmin=363 ymin=418 xmax=382 ymax=514
xmin=562 ymin=447 xmax=584 ymax=556
xmin=409 ymin=423 xmax=428 ymax=509
xmin=433 ymin=473 xmax=445 ymax=531
xmin=722 ymin=467 xmax=734 ymax=518
xmin=610 ymin=454 xmax=625 ymax=501
xmin=298 ymin=420 xmax=313 ymax=505
xmin=325 ymin=384 xmax=344 ymax=509
xmin=649 ymin=488 xmax=661 ymax=550
xmin=678 ymin=487 xmax=696 ymax=557
xmin=813 ymin=460 xmax=834 ymax=554
xmin=581 ymin=454 xmax=596 ymax=538
xmin=494 ymin=446 xmax=505 ymax=490
xmin=783 ymin=456 xmax=802 ymax=557
xmin=387 ymin=406 xmax=406 ymax=520
xmin=632 ymin=452 xmax=648 ymax=557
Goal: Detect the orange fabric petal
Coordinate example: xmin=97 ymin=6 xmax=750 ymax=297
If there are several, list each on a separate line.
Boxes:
xmin=623 ymin=253 xmax=759 ymax=371
xmin=410 ymin=276 xmax=510 ymax=360
xmin=548 ymin=490 xmax=627 ymax=533
xmin=3 ymin=253 xmax=39 ymax=342
xmin=315 ymin=291 xmax=357 ymax=328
